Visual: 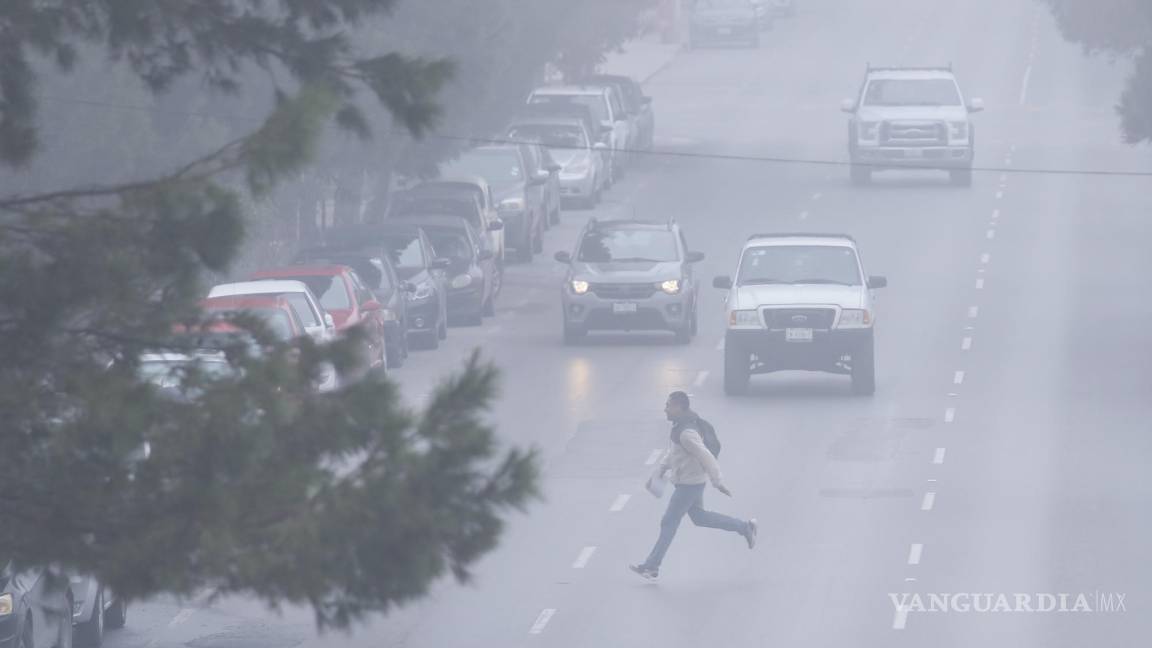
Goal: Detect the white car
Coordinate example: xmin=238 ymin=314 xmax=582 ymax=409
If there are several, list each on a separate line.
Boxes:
xmin=507 ymin=117 xmax=607 ymax=209
xmin=842 ymin=65 xmax=984 ymax=186
xmin=713 ymin=233 xmax=887 ymax=395
xmin=208 ymin=279 xmax=334 ymax=343
xmin=527 ymin=85 xmax=631 ymax=184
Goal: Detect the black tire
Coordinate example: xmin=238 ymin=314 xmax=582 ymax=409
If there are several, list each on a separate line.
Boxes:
xmin=103 ymin=597 xmax=126 ymax=630
xmin=76 ymin=589 xmax=104 ymax=648
xmin=58 ymin=600 xmax=74 ymax=648
xmin=563 ymin=322 xmax=586 ymax=345
xmin=532 ymin=221 xmax=544 ymax=254
xmin=851 ymin=338 xmax=876 ymax=396
xmin=723 ymin=340 xmax=750 ymax=395
xmin=850 ymin=164 xmax=872 ymax=185
xmin=424 ymin=330 xmax=440 ymax=350
xmin=949 ymin=166 xmax=973 ymax=187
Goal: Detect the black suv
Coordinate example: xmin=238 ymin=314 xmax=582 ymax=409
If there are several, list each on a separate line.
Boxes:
xmin=395 ymin=214 xmax=501 ymax=326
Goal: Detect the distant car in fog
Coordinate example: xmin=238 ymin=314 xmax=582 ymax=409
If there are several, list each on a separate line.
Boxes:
xmin=207 ymin=279 xmax=334 ymax=344
xmin=507 ymin=117 xmax=608 ymax=209
xmin=689 ymin=0 xmax=761 ymax=49
xmin=841 ymin=64 xmax=984 ymax=186
xmin=392 ymin=179 xmax=505 ymax=262
xmin=713 ymin=233 xmax=886 ymax=395
xmin=554 ymin=218 xmax=704 ymax=344
xmin=576 ymin=74 xmax=655 ymax=151
xmin=527 ymin=86 xmax=631 ymax=185
xmin=396 ymin=215 xmax=500 ymax=325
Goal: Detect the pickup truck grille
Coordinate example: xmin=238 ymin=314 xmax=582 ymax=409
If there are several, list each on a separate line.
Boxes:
xmin=591 ymin=283 xmax=656 ymax=299
xmin=763 ymin=308 xmax=836 ymax=329
xmin=880 ymin=121 xmax=947 ymax=146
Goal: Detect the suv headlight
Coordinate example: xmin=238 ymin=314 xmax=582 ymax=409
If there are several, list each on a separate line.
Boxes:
xmin=411 ymin=280 xmax=434 ymax=301
xmin=836 ymin=309 xmax=872 ymax=328
xmin=571 ymin=280 xmax=590 ymax=295
xmin=0 ymin=593 xmax=13 ymax=616
xmin=858 ymin=121 xmax=880 ymax=141
xmin=728 ymin=309 xmax=762 ymax=328
xmin=499 ymin=197 xmax=526 ymax=211
xmin=450 ymin=273 xmax=474 ymax=289
xmin=660 ymin=279 xmax=681 ymax=295
xmin=949 ymin=121 xmax=969 ymax=141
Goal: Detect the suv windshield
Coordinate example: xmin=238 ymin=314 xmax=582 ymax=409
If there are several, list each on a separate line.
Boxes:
xmin=863 ymin=78 xmax=962 ymax=106
xmin=577 ymin=229 xmax=679 ymax=263
xmin=441 ymin=148 xmax=522 ymax=187
xmin=509 ymin=124 xmax=588 ymax=150
xmin=382 ymin=234 xmax=426 ymax=269
xmin=426 ymin=230 xmax=474 ymax=262
xmin=529 ymin=93 xmax=609 ymax=124
xmin=737 ymin=246 xmax=862 ymax=286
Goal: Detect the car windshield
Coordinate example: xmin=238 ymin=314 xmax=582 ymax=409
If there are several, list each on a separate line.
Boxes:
xmin=278 ymin=293 xmax=319 ymax=327
xmin=737 ymin=246 xmax=862 ymax=286
xmin=426 ymin=230 xmax=474 ymax=262
xmin=291 ymin=276 xmax=351 ymax=311
xmin=381 ymin=234 xmax=426 ymax=269
xmin=577 ymin=229 xmax=679 ymax=263
xmin=529 ymin=93 xmax=609 ymax=124
xmin=509 ymin=124 xmax=588 ymax=150
xmin=863 ymin=78 xmax=962 ymax=106
xmin=397 ymin=197 xmax=482 ymax=230
xmin=441 ymin=149 xmax=522 ymax=187
xmin=203 ymin=307 xmax=295 ymax=340
xmin=138 ymin=357 xmax=236 ymax=386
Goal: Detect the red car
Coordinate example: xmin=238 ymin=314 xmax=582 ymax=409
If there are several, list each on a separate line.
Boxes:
xmin=249 ymin=265 xmax=388 ymax=369
xmin=197 ymin=295 xmax=307 ymax=342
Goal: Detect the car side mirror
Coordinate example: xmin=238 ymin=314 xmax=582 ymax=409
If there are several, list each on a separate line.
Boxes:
xmin=487 ymin=219 xmax=505 ymax=231
xmin=431 ymin=257 xmax=452 ymax=271
xmin=867 ymin=275 xmax=888 ymax=289
xmin=554 ymin=251 xmax=572 ymax=264
xmin=685 ymin=251 xmax=705 ymax=263
xmin=840 ymin=98 xmax=856 ymax=113
xmin=593 ymin=142 xmax=609 ymax=151
xmin=324 ymin=312 xmax=335 ymax=328
xmin=478 ymin=249 xmax=494 ymax=261
xmin=713 ymin=275 xmax=733 ymax=289
xmin=967 ymin=98 xmax=985 ymax=113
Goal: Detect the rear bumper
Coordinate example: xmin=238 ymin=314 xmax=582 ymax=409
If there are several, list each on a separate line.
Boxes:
xmin=852 ymin=145 xmax=973 ymax=169
xmin=726 ymin=328 xmax=872 ymax=373
xmin=562 ymin=290 xmax=691 ymax=332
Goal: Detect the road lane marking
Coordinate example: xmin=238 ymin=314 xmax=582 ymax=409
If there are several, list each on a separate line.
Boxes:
xmin=999 ymin=173 xmax=1008 ymax=183
xmin=991 ymin=209 xmax=1000 ymax=220
xmin=968 ymin=306 xmax=979 ymax=319
xmin=812 ymin=192 xmax=823 ymax=201
xmin=980 ymin=252 xmax=990 ymax=264
xmin=944 ymin=407 xmax=956 ymax=423
xmin=908 ymin=543 xmax=924 ymax=565
xmin=693 ymin=370 xmax=710 ymax=387
xmin=799 ymin=210 xmax=809 ymax=220
xmin=933 ymin=447 xmax=946 ymax=464
xmin=987 ymin=229 xmax=996 ymax=239
xmin=921 ymin=491 xmax=936 ymax=511
xmin=975 ymin=278 xmax=985 ymax=290
xmin=995 ymin=190 xmax=1004 ymax=200
xmin=610 ymin=494 xmax=631 ymax=511
xmin=529 ymin=608 xmax=556 ymax=634
xmin=645 ymin=449 xmax=664 ymax=465
xmin=961 ymin=337 xmax=972 ymax=351
xmin=573 ymin=546 xmax=597 ymax=569
xmin=1020 ymin=64 xmax=1033 ymax=105
xmin=953 ymin=370 xmax=964 ymax=385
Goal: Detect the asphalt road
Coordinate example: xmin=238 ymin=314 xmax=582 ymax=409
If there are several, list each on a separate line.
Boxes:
xmin=104 ymin=0 xmax=1152 ymax=646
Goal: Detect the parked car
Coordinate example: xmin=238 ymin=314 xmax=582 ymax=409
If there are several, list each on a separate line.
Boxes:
xmin=527 ymin=85 xmax=631 ymax=184
xmin=507 ymin=117 xmax=607 ymax=209
xmin=323 ymin=224 xmax=450 ymax=350
xmin=207 ymin=279 xmax=334 ymax=343
xmin=392 ymin=180 xmax=506 ymax=263
xmin=249 ymin=266 xmax=388 ymax=370
xmin=520 ymin=140 xmax=563 ymax=226
xmin=439 ymin=144 xmax=554 ymax=262
xmin=1 ymin=561 xmax=74 ymax=648
xmin=578 ymin=74 xmax=654 ymax=151
xmin=295 ymin=246 xmax=411 ymax=368
xmin=397 ymin=215 xmax=500 ymax=325
xmin=200 ymin=294 xmax=307 ymax=342
xmin=689 ymin=0 xmax=761 ymax=48
xmin=70 ymin=576 xmax=126 ymax=647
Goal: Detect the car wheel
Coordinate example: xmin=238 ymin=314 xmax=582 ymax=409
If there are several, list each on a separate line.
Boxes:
xmin=851 ymin=338 xmax=876 ymax=396
xmin=103 ymin=597 xmax=127 ymax=630
xmin=57 ymin=600 xmax=74 ymax=648
xmin=563 ymin=321 xmax=586 ymax=345
xmin=723 ymin=341 xmax=751 ymax=395
xmin=76 ymin=588 xmax=104 ymax=647
xmin=949 ymin=166 xmax=973 ymax=187
xmin=424 ymin=330 xmax=440 ymax=350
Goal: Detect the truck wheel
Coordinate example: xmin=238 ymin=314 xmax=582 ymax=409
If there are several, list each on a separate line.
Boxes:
xmin=851 ymin=338 xmax=876 ymax=396
xmin=723 ymin=341 xmax=750 ymax=395
xmin=850 ymin=164 xmax=872 ymax=185
xmin=949 ymin=166 xmax=973 ymax=187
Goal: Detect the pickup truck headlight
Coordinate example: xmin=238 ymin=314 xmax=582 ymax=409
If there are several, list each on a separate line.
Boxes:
xmin=571 ymin=280 xmax=590 ymax=295
xmin=660 ymin=279 xmax=681 ymax=295
xmin=0 ymin=593 xmax=13 ymax=616
xmin=728 ymin=309 xmax=763 ymax=328
xmin=836 ymin=309 xmax=872 ymax=328
xmin=858 ymin=121 xmax=880 ymax=141
xmin=949 ymin=121 xmax=969 ymax=141
xmin=499 ymin=197 xmax=526 ymax=211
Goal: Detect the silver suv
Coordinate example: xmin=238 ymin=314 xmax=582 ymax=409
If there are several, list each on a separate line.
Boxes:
xmin=555 ymin=218 xmax=704 ymax=344
xmin=713 ymin=233 xmax=887 ymax=395
xmin=841 ymin=65 xmax=983 ymax=186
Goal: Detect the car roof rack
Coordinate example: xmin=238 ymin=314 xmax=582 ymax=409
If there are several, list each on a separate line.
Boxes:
xmin=866 ymin=62 xmax=953 ymax=73
xmin=746 ymin=232 xmax=856 ymax=242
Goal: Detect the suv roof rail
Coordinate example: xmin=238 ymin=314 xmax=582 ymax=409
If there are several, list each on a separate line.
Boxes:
xmin=866 ymin=63 xmax=953 ymax=73
xmin=746 ymin=232 xmax=857 ymax=242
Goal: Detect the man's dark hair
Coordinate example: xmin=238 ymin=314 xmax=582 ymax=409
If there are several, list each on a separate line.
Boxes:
xmin=668 ymin=391 xmax=690 ymax=408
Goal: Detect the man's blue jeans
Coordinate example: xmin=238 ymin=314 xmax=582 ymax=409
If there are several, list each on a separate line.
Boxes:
xmin=642 ymin=482 xmax=747 ymax=569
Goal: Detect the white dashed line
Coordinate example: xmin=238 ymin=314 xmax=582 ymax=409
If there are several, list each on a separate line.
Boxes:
xmin=980 ymin=252 xmax=990 ymax=264
xmin=987 ymin=229 xmax=996 ymax=239
xmin=961 ymin=337 xmax=972 ymax=351
xmin=908 ymin=543 xmax=924 ymax=565
xmin=529 ymin=608 xmax=556 ymax=634
xmin=999 ymin=173 xmax=1008 ymax=183
xmin=645 ymin=449 xmax=664 ymax=465
xmin=609 ymin=494 xmax=631 ymax=512
xmin=933 ymin=447 xmax=946 ymax=464
xmin=921 ymin=491 xmax=936 ymax=511
xmin=799 ymin=210 xmax=809 ymax=220
xmin=975 ymin=278 xmax=985 ymax=290
xmin=991 ymin=209 xmax=1000 ymax=220
xmin=893 ymin=606 xmax=909 ymax=630
xmin=995 ymin=190 xmax=1004 ymax=200
xmin=812 ymin=192 xmax=823 ymax=201
xmin=968 ymin=306 xmax=979 ymax=319
xmin=953 ymin=370 xmax=965 ymax=385
xmin=572 ymin=546 xmax=597 ymax=569
xmin=944 ymin=407 xmax=956 ymax=423
xmin=693 ymin=370 xmax=710 ymax=387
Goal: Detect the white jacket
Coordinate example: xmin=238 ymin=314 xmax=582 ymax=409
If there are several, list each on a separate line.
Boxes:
xmin=659 ymin=426 xmax=724 ymax=488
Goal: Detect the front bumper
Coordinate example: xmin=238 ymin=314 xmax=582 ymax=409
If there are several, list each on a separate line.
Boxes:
xmin=726 ymin=328 xmax=873 ymax=374
xmin=447 ymin=286 xmax=484 ymax=317
xmin=500 ymin=210 xmax=530 ymax=247
xmin=690 ymin=22 xmax=758 ymax=42
xmin=559 ymin=171 xmax=596 ymax=199
xmin=562 ymin=289 xmax=690 ymax=332
xmin=852 ymin=144 xmax=973 ymax=169
xmin=405 ymin=299 xmax=440 ymax=334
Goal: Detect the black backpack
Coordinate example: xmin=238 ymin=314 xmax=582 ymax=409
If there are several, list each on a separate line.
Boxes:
xmin=678 ymin=417 xmax=721 ymax=458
